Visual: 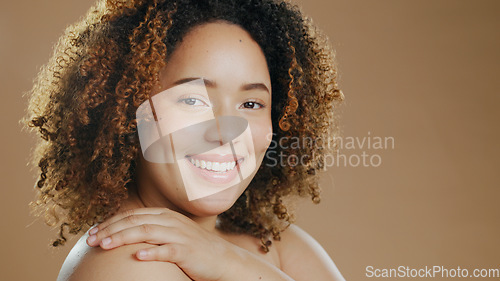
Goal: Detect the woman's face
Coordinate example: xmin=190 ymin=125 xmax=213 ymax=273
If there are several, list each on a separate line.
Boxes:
xmin=135 ymin=21 xmax=272 ymax=217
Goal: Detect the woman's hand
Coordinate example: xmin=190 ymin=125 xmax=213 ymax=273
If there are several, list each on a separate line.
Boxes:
xmin=85 ymin=207 xmax=243 ymax=281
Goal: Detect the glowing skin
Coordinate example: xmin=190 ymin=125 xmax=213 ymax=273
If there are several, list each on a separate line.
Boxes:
xmin=129 ymin=21 xmax=273 ymax=222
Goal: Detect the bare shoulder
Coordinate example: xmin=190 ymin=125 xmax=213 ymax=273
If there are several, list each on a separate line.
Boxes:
xmin=276 ymin=224 xmax=346 ymax=281
xmin=57 ymin=230 xmax=190 ymax=281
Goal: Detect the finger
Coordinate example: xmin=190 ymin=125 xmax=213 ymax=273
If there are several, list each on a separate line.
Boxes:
xmin=87 ymin=208 xmax=189 ymax=240
xmin=90 ymin=208 xmax=170 ymax=234
xmin=136 ymin=244 xmax=184 ymax=263
xmin=87 ymin=213 xmax=181 ymax=246
xmin=98 ymin=224 xmax=183 ymax=249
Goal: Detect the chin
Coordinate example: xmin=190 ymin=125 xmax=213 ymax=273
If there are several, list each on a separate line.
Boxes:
xmin=182 ymin=184 xmax=244 ymax=217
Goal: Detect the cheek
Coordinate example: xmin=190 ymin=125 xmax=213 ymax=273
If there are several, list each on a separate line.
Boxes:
xmin=249 ymin=119 xmax=273 ymax=154
xmin=158 ymin=109 xmax=214 ymax=136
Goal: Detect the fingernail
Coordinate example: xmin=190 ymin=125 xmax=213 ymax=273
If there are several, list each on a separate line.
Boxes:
xmin=87 ymin=235 xmax=96 ymax=245
xmin=137 ymin=250 xmax=148 ymax=259
xmin=101 ymin=237 xmax=112 ymax=247
xmin=89 ymin=227 xmax=99 ymax=235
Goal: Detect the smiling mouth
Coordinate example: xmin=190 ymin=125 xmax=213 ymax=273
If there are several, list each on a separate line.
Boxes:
xmin=186 ymin=155 xmax=244 ymax=173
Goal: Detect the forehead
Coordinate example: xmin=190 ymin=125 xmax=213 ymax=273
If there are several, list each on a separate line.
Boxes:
xmin=179 ymin=21 xmax=258 ymax=52
xmin=158 ymin=21 xmax=270 ymax=90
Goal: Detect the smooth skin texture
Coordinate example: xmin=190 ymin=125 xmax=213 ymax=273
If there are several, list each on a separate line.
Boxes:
xmin=130 ymin=20 xmax=273 ymax=220
xmin=58 ymin=22 xmax=345 ymax=281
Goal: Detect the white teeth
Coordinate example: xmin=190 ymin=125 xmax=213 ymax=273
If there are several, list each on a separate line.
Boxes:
xmin=189 ymin=158 xmax=237 ymax=172
xmin=212 ymin=162 xmax=220 ymax=171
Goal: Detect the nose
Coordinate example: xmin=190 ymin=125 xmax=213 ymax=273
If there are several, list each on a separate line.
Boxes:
xmin=204 ymin=116 xmax=249 ymax=145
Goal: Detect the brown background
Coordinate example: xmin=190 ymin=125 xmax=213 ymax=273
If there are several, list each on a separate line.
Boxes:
xmin=2 ymin=0 xmax=499 ymax=280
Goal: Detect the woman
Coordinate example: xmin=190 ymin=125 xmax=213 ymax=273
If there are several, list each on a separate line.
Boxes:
xmin=23 ymin=0 xmax=345 ymax=280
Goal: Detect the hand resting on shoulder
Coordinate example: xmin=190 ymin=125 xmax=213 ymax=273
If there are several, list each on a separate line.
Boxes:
xmin=57 ymin=230 xmax=192 ymax=281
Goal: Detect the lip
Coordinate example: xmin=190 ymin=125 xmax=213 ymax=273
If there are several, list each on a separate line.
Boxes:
xmin=185 ymin=154 xmax=245 ymax=185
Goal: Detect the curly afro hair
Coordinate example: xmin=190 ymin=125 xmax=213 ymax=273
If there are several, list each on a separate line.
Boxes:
xmin=22 ymin=0 xmax=344 ymax=252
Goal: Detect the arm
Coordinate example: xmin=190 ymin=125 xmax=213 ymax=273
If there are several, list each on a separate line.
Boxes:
xmin=58 ymin=232 xmax=191 ymax=281
xmin=70 ymin=241 xmax=295 ymax=281
xmin=85 ymin=208 xmax=296 ymax=281
xmin=277 ymin=224 xmax=345 ymax=281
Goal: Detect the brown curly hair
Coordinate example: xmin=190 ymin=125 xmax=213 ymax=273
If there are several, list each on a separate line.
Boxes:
xmin=22 ymin=0 xmax=344 ymax=252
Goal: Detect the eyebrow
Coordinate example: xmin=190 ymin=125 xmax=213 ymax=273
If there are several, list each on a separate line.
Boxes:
xmin=172 ymin=77 xmax=270 ymax=94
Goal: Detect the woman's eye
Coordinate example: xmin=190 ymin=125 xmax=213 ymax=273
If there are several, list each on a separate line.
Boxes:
xmin=241 ymin=101 xmax=264 ymax=109
xmin=178 ymin=98 xmax=207 ymax=106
